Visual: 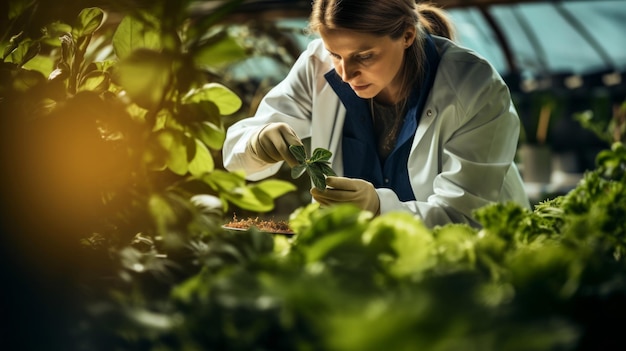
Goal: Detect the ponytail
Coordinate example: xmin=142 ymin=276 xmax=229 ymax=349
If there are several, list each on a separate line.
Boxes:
xmin=417 ymin=3 xmax=456 ymax=41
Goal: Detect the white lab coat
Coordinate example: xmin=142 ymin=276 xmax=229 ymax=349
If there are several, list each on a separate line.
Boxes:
xmin=222 ymin=36 xmax=531 ymax=228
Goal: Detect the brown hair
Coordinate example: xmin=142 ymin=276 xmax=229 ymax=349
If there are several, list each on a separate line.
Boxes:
xmin=309 ymin=0 xmax=455 ymax=102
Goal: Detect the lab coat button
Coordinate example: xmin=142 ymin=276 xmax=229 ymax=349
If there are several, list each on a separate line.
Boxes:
xmin=426 ymin=109 xmax=433 ymax=117
xmin=384 ymin=178 xmax=390 ymax=184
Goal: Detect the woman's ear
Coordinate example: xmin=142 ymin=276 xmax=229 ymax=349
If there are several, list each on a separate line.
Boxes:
xmin=404 ymin=27 xmax=417 ymax=48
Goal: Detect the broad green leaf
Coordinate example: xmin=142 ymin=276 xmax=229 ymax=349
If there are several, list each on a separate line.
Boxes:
xmin=73 ymin=7 xmax=105 ymax=38
xmin=114 ymin=49 xmax=170 ymax=109
xmin=319 ymin=162 xmax=337 ymax=177
xmin=193 ymin=32 xmax=247 ymax=70
xmin=188 ymin=139 xmax=215 ymax=176
xmin=7 ymin=39 xmax=40 ymax=67
xmin=291 ymin=164 xmax=306 ymax=179
xmin=11 ymin=68 xmax=46 ymax=92
xmin=148 ymin=193 xmax=178 ymax=234
xmin=204 ymin=169 xmax=246 ymax=192
xmin=206 ymin=172 xmax=289 ymax=212
xmin=308 ymin=163 xmax=327 ymax=190
xmin=45 ymin=21 xmax=73 ymax=37
xmin=310 ymin=147 xmax=332 ymax=163
xmin=253 ymin=179 xmax=296 ymax=198
xmin=155 ymin=129 xmax=189 ymax=175
xmin=78 ymin=70 xmax=110 ymax=93
xmin=181 ymin=100 xmax=222 ymax=126
xmin=289 ymin=144 xmax=307 ymax=163
xmin=113 ymin=15 xmax=162 ymax=59
xmin=182 ymin=83 xmax=241 ymax=115
xmin=222 ymin=186 xmax=274 ymax=212
xmin=21 ymin=54 xmax=55 ymax=77
xmin=194 ymin=121 xmax=225 ymax=150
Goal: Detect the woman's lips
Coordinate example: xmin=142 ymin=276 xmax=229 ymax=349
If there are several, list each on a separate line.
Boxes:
xmin=351 ymin=84 xmax=370 ymax=91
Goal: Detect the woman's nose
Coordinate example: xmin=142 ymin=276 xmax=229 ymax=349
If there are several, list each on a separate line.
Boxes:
xmin=338 ymin=60 xmax=357 ymax=82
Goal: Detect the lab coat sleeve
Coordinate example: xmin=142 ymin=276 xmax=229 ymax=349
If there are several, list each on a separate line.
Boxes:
xmin=378 ymin=55 xmax=525 ymax=228
xmin=222 ymin=41 xmax=322 ymax=181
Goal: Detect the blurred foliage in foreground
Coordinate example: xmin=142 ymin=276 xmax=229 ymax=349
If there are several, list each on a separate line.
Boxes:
xmin=82 ymin=139 xmax=626 ymax=351
xmin=0 ymin=0 xmax=295 ymax=348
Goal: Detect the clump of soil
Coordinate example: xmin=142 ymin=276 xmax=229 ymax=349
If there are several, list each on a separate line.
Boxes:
xmin=224 ymin=214 xmax=293 ymax=234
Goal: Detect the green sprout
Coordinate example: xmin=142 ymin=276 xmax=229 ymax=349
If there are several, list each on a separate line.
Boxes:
xmin=289 ymin=145 xmax=336 ymax=190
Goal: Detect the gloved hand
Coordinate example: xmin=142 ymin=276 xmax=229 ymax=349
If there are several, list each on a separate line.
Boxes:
xmin=246 ymin=122 xmax=303 ymax=167
xmin=310 ymin=176 xmax=380 ymax=215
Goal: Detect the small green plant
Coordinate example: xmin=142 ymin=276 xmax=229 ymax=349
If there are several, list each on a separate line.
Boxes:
xmin=289 ymin=144 xmax=336 ymax=190
xmin=574 ymin=100 xmax=626 ymax=144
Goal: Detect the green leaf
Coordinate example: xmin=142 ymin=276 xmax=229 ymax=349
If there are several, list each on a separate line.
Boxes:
xmin=309 ymin=163 xmax=328 ymax=190
xmin=193 ymin=31 xmax=247 ymax=70
xmin=6 ymin=38 xmax=40 ymax=67
xmin=148 ymin=193 xmax=178 ymax=234
xmin=289 ymin=144 xmax=335 ymax=189
xmin=188 ymin=139 xmax=215 ymax=176
xmin=252 ymin=179 xmax=297 ymax=198
xmin=203 ymin=169 xmax=247 ymax=192
xmin=21 ymin=54 xmax=55 ymax=77
xmin=155 ymin=129 xmax=189 ymax=176
xmin=114 ymin=49 xmax=171 ymax=110
xmin=203 ymin=172 xmax=291 ymax=212
xmin=185 ymin=100 xmax=222 ymax=126
xmin=112 ymin=15 xmax=162 ymax=60
xmin=222 ymin=186 xmax=274 ymax=212
xmin=182 ymin=83 xmax=242 ymax=115
xmin=10 ymin=68 xmax=46 ymax=92
xmin=289 ymin=144 xmax=307 ymax=163
xmin=319 ymin=162 xmax=337 ymax=177
xmin=78 ymin=70 xmax=110 ymax=93
xmin=73 ymin=7 xmax=105 ymax=38
xmin=291 ymin=164 xmax=306 ymax=179
xmin=310 ymin=147 xmax=332 ymax=163
xmin=194 ymin=121 xmax=225 ymax=150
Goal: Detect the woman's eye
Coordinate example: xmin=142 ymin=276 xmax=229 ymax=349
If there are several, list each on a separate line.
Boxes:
xmin=356 ymin=53 xmax=373 ymax=61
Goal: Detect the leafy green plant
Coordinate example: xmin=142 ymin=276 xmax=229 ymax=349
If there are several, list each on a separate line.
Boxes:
xmin=80 ymin=129 xmax=626 ymax=351
xmin=1 ymin=2 xmax=297 ymax=348
xmin=575 ymin=100 xmax=626 ymax=144
xmin=2 ymin=0 xmax=298 ymax=245
xmin=289 ymin=144 xmax=336 ymax=190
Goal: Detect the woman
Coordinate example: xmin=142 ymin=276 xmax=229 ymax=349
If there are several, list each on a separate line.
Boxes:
xmin=222 ymin=0 xmax=530 ymax=228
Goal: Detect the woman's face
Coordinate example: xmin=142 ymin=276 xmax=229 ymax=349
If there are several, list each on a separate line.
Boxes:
xmin=320 ymin=27 xmax=415 ymax=104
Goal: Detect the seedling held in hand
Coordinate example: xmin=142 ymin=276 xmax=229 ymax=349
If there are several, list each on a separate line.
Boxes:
xmin=289 ymin=145 xmax=336 ymax=190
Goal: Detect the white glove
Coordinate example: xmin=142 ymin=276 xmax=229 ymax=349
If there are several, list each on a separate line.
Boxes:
xmin=310 ymin=176 xmax=380 ymax=215
xmin=246 ymin=122 xmax=303 ymax=167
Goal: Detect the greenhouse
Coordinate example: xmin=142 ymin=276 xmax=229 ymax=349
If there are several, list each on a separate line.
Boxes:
xmin=1 ymin=0 xmax=625 ymax=350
